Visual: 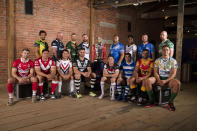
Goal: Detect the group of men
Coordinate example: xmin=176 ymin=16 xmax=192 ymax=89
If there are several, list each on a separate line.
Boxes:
xmin=6 ymin=30 xmax=181 ymax=112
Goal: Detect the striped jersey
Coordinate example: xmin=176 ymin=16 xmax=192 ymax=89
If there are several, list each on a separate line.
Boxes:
xmin=120 ymin=60 xmax=136 ymax=79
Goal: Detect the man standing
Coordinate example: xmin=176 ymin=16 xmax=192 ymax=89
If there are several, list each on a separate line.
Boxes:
xmin=137 ymin=33 xmax=155 ymax=60
xmin=34 ymin=49 xmax=58 ymax=100
xmin=51 ymin=32 xmax=64 ymax=61
xmin=7 ymin=48 xmax=38 ymax=105
xmin=78 ymin=34 xmax=90 ymax=60
xmin=110 ymin=35 xmax=124 ymax=66
xmin=125 ymin=35 xmax=137 ymax=62
xmin=145 ymin=45 xmax=180 ymax=111
xmin=66 ymin=33 xmax=78 ymax=61
xmin=73 ymin=48 xmax=92 ymax=98
xmin=159 ymin=31 xmax=174 ymax=57
xmin=34 ymin=30 xmax=49 ymax=58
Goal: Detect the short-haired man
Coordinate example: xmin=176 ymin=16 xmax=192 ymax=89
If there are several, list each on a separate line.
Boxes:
xmin=73 ymin=48 xmax=92 ymax=98
xmin=51 ymin=32 xmax=64 ymax=61
xmin=7 ymin=48 xmax=38 ymax=105
xmin=99 ymin=55 xmax=119 ymax=100
xmin=34 ymin=30 xmax=49 ymax=58
xmin=159 ymin=31 xmax=174 ymax=57
xmin=116 ymin=53 xmax=136 ymax=101
xmin=137 ymin=33 xmax=155 ymax=59
xmin=66 ymin=33 xmax=78 ymax=61
xmin=145 ymin=45 xmax=180 ymax=111
xmin=130 ymin=49 xmax=153 ymax=105
xmin=125 ymin=35 xmax=137 ymax=62
xmin=110 ymin=35 xmax=124 ymax=66
xmin=56 ymin=49 xmax=74 ymax=98
xmin=78 ymin=34 xmax=90 ymax=60
xmin=34 ymin=49 xmax=58 ymax=100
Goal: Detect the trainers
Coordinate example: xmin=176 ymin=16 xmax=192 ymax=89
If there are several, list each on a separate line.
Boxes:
xmin=145 ymin=101 xmax=155 ymax=107
xmin=89 ymin=91 xmax=96 ymax=97
xmin=57 ymin=93 xmax=62 ymax=99
xmin=137 ymin=97 xmax=143 ymax=106
xmin=122 ymin=95 xmax=127 ymax=102
xmin=116 ymin=94 xmax=122 ymax=101
xmin=50 ymin=94 xmax=56 ymax=100
xmin=40 ymin=95 xmax=46 ymax=101
xmin=111 ymin=96 xmax=115 ymax=101
xmin=98 ymin=94 xmax=104 ymax=99
xmin=32 ymin=95 xmax=37 ymax=103
xmin=168 ymin=102 xmax=176 ymax=111
xmin=7 ymin=98 xmax=13 ymax=106
xmin=70 ymin=92 xmax=76 ymax=98
xmin=130 ymin=96 xmax=137 ymax=102
xmin=76 ymin=93 xmax=82 ymax=98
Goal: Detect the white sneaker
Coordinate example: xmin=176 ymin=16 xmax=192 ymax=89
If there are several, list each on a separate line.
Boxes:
xmin=111 ymin=96 xmax=115 ymax=101
xmin=98 ymin=94 xmax=104 ymax=99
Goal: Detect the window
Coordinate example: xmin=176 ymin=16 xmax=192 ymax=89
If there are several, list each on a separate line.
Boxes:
xmin=128 ymin=22 xmax=131 ymax=32
xmin=25 ymin=0 xmax=33 ymax=15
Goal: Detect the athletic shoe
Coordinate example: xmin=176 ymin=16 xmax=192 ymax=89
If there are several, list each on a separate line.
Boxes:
xmin=70 ymin=92 xmax=76 ymax=98
xmin=76 ymin=93 xmax=82 ymax=98
xmin=111 ymin=96 xmax=115 ymax=101
xmin=7 ymin=98 xmax=13 ymax=106
xmin=116 ymin=94 xmax=122 ymax=101
xmin=168 ymin=102 xmax=176 ymax=111
xmin=40 ymin=95 xmax=46 ymax=101
xmin=57 ymin=93 xmax=62 ymax=99
xmin=137 ymin=97 xmax=143 ymax=106
xmin=50 ymin=94 xmax=56 ymax=100
xmin=122 ymin=95 xmax=127 ymax=102
xmin=89 ymin=91 xmax=96 ymax=97
xmin=130 ymin=96 xmax=137 ymax=102
xmin=145 ymin=101 xmax=155 ymax=107
xmin=32 ymin=95 xmax=37 ymax=103
xmin=98 ymin=94 xmax=104 ymax=99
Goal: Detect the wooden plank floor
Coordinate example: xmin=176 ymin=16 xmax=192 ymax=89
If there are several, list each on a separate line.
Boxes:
xmin=0 ymin=83 xmax=197 ymax=131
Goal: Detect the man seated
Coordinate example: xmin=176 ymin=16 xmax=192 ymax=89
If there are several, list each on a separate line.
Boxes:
xmin=73 ymin=48 xmax=91 ymax=98
xmin=116 ymin=53 xmax=136 ymax=101
xmin=145 ymin=45 xmax=181 ymax=111
xmin=129 ymin=49 xmax=153 ymax=105
xmin=56 ymin=49 xmax=74 ymax=98
xmin=99 ymin=55 xmax=119 ymax=100
xmin=34 ymin=49 xmax=58 ymax=100
xmin=7 ymin=48 xmax=38 ymax=105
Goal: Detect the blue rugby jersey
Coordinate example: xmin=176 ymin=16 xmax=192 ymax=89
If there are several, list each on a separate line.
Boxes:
xmin=120 ymin=60 xmax=136 ymax=79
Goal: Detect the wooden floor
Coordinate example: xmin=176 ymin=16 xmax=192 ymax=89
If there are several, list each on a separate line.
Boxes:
xmin=0 ymin=82 xmax=197 ymax=131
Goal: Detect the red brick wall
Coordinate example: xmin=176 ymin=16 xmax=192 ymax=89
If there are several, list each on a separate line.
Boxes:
xmin=0 ymin=0 xmax=8 ymax=86
xmin=0 ymin=0 xmax=163 ymax=86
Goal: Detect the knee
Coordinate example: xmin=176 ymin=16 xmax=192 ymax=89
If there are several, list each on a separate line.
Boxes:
xmin=37 ymin=76 xmax=43 ymax=82
xmin=111 ymin=78 xmax=116 ymax=83
xmin=31 ymin=77 xmax=37 ymax=82
xmin=101 ymin=77 xmax=106 ymax=82
xmin=8 ymin=77 xmax=14 ymax=83
xmin=75 ymin=74 xmax=81 ymax=79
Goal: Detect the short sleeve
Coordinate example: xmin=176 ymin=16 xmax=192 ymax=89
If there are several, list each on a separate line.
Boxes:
xmin=133 ymin=45 xmax=137 ymax=52
xmin=30 ymin=61 xmax=34 ymax=68
xmin=56 ymin=61 xmax=60 ymax=67
xmin=120 ymin=44 xmax=124 ymax=53
xmin=150 ymin=60 xmax=154 ymax=68
xmin=172 ymin=59 xmax=178 ymax=69
xmin=151 ymin=44 xmax=155 ymax=53
xmin=34 ymin=42 xmax=39 ymax=47
xmin=34 ymin=60 xmax=40 ymax=68
xmin=169 ymin=42 xmax=174 ymax=50
xmin=136 ymin=60 xmax=140 ymax=67
xmin=51 ymin=41 xmax=57 ymax=48
xmin=12 ymin=60 xmax=18 ymax=68
xmin=154 ymin=59 xmax=160 ymax=68
xmin=104 ymin=64 xmax=107 ymax=70
xmin=51 ymin=60 xmax=56 ymax=67
xmin=69 ymin=62 xmax=72 ymax=67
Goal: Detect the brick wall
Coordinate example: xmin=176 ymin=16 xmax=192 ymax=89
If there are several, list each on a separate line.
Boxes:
xmin=0 ymin=0 xmax=163 ymax=86
xmin=0 ymin=0 xmax=8 ymax=86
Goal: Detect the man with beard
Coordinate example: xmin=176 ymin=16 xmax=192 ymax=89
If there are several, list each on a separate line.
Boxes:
xmin=66 ymin=33 xmax=78 ymax=61
xmin=34 ymin=30 xmax=49 ymax=58
xmin=78 ymin=34 xmax=90 ymax=60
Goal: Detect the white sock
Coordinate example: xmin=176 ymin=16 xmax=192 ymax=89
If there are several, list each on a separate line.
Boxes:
xmin=100 ymin=82 xmax=105 ymax=95
xmin=111 ymin=83 xmax=116 ymax=98
xmin=58 ymin=81 xmax=62 ymax=93
xmin=70 ymin=80 xmax=74 ymax=93
xmin=32 ymin=90 xmax=37 ymax=96
xmin=8 ymin=93 xmax=14 ymax=98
